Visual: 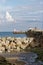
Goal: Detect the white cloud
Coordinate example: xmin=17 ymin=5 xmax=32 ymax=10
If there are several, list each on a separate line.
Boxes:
xmin=6 ymin=11 xmax=14 ymax=22
xmin=0 ymin=20 xmax=1 ymax=24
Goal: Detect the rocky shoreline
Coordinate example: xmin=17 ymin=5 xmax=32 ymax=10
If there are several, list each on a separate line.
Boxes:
xmin=0 ymin=37 xmax=43 ymax=65
xmin=0 ymin=37 xmax=42 ymax=53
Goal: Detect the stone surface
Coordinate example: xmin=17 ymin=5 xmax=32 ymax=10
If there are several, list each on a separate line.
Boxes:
xmin=0 ymin=37 xmax=42 ymax=53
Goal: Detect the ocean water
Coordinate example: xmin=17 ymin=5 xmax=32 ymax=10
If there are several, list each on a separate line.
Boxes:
xmin=0 ymin=32 xmax=26 ymax=38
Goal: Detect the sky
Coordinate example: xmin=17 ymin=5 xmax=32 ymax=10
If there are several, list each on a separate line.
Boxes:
xmin=0 ymin=0 xmax=43 ymax=32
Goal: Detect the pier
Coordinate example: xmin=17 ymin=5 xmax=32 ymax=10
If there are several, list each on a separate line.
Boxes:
xmin=13 ymin=31 xmax=26 ymax=34
xmin=13 ymin=28 xmax=43 ymax=36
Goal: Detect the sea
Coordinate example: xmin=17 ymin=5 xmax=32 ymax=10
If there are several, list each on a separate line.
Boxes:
xmin=0 ymin=32 xmax=26 ymax=38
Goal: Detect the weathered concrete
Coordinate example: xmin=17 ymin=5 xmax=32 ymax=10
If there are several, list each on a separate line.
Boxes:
xmin=0 ymin=37 xmax=42 ymax=53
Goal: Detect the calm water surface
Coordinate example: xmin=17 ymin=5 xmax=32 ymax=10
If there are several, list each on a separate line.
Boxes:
xmin=0 ymin=32 xmax=26 ymax=38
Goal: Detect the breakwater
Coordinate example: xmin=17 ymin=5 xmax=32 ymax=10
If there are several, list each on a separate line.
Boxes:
xmin=26 ymin=28 xmax=43 ymax=37
xmin=13 ymin=31 xmax=25 ymax=34
xmin=0 ymin=37 xmax=42 ymax=53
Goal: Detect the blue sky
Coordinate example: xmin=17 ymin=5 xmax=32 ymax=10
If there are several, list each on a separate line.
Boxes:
xmin=0 ymin=0 xmax=43 ymax=31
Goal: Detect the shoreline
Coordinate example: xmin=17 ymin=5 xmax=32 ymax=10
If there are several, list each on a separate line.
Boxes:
xmin=0 ymin=36 xmax=43 ymax=63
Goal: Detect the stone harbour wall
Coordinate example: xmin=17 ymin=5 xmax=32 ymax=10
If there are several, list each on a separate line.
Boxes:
xmin=0 ymin=37 xmax=42 ymax=53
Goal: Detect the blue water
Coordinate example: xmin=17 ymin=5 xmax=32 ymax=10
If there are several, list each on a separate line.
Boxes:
xmin=0 ymin=32 xmax=26 ymax=38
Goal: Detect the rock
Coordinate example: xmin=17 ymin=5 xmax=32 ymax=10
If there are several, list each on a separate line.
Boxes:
xmin=16 ymin=40 xmax=22 ymax=47
xmin=0 ymin=47 xmax=5 ymax=53
xmin=6 ymin=40 xmax=10 ymax=44
xmin=10 ymin=37 xmax=14 ymax=41
xmin=10 ymin=42 xmax=16 ymax=49
xmin=7 ymin=37 xmax=12 ymax=41
xmin=30 ymin=38 xmax=39 ymax=47
xmin=17 ymin=46 xmax=20 ymax=51
xmin=5 ymin=40 xmax=10 ymax=48
xmin=2 ymin=37 xmax=6 ymax=42
xmin=1 ymin=41 xmax=6 ymax=46
xmin=0 ymin=37 xmax=41 ymax=52
xmin=0 ymin=43 xmax=2 ymax=47
xmin=0 ymin=39 xmax=2 ymax=43
xmin=8 ymin=49 xmax=10 ymax=53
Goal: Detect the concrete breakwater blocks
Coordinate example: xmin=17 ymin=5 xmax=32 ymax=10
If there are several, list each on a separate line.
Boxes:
xmin=0 ymin=37 xmax=40 ymax=53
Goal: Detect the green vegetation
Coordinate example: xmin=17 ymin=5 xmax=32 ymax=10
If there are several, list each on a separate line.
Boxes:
xmin=30 ymin=47 xmax=43 ymax=61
